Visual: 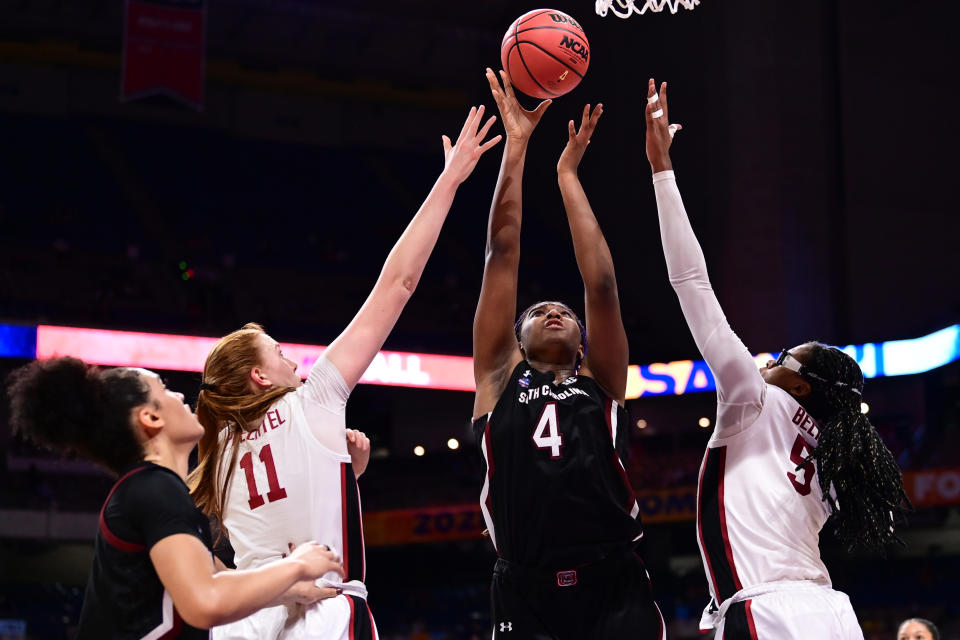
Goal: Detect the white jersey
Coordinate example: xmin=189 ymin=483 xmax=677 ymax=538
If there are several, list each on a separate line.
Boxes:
xmin=654 ymin=171 xmax=844 ymax=626
xmin=219 ymin=355 xmax=366 ymax=590
xmin=697 ymin=384 xmax=830 ymax=602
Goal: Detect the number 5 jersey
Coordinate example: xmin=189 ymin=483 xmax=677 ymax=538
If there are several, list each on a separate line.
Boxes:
xmin=653 ymin=170 xmax=837 ymax=632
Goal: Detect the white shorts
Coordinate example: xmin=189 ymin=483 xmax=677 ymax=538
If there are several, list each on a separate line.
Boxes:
xmin=212 ymin=594 xmax=378 ymax=640
xmin=716 ymin=586 xmax=863 ymax=640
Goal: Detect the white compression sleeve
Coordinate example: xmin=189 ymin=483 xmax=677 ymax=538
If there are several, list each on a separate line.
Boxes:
xmin=653 ymin=171 xmax=765 ymax=435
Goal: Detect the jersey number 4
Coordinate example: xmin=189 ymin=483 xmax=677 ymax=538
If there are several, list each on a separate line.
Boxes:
xmin=787 ymin=434 xmax=816 ymax=496
xmin=239 ymin=444 xmax=288 ymax=510
xmin=532 ymin=402 xmax=563 ymax=458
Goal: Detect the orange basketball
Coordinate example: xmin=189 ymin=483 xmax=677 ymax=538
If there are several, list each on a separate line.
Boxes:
xmin=500 ymin=9 xmax=590 ymax=100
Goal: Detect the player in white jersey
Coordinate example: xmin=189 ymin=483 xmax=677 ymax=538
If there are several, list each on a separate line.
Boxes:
xmin=643 ymin=79 xmax=910 ymax=640
xmin=186 ymin=105 xmax=503 ymax=640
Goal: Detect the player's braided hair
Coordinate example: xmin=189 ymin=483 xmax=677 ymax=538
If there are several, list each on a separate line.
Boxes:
xmin=798 ymin=342 xmax=910 ymax=552
xmin=6 ymin=357 xmax=150 ymax=474
xmin=514 ymin=300 xmax=588 ymax=368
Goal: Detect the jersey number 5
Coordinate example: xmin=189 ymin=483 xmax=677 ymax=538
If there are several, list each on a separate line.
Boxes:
xmin=532 ymin=402 xmax=563 ymax=458
xmin=239 ymin=444 xmax=288 ymax=510
xmin=787 ymin=434 xmax=816 ymax=496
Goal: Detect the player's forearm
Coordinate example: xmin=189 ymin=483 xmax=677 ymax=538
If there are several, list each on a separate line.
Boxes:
xmin=654 ymin=171 xmax=710 ymax=286
xmin=486 ymin=140 xmax=528 ymax=256
xmin=654 ymin=171 xmax=763 ymax=403
xmin=558 ymin=171 xmax=617 ymax=293
xmin=183 ymin=559 xmax=305 ymax=628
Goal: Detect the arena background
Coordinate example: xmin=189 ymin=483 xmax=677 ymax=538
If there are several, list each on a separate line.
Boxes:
xmin=1 ymin=1 xmax=958 ymax=638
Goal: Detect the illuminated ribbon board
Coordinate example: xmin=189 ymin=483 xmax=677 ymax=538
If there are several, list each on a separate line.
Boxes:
xmin=0 ymin=323 xmax=957 ymax=398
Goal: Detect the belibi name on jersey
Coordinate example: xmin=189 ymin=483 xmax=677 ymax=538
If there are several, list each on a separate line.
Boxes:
xmin=791 ymin=406 xmax=821 ymax=441
xmin=518 ymin=384 xmax=590 ymax=405
xmin=243 ymin=408 xmax=287 ymax=441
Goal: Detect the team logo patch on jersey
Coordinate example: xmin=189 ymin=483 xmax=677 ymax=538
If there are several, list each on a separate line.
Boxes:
xmin=562 ymin=376 xmax=578 ymax=386
xmin=556 ymin=570 xmax=578 ymax=587
xmin=518 ymin=375 xmax=531 ymax=389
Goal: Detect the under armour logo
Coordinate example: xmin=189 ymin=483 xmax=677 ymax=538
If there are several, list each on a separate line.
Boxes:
xmin=499 ymin=622 xmax=513 ymax=632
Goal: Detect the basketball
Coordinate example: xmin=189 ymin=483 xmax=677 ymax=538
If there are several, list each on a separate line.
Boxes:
xmin=500 ymin=9 xmax=590 ymax=99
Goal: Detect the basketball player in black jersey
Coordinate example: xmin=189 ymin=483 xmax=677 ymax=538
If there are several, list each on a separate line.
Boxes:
xmin=6 ymin=357 xmax=342 ymax=638
xmin=471 ymin=68 xmax=666 ymax=640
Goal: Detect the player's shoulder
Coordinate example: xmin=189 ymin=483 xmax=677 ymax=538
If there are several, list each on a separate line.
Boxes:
xmin=758 ymin=384 xmax=822 ymax=442
xmin=117 ymin=463 xmax=186 ymax=495
xmin=763 ymin=383 xmax=799 ymax=412
xmin=106 ymin=463 xmax=196 ymax=529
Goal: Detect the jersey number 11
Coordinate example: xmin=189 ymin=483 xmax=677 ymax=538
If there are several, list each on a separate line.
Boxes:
xmin=239 ymin=444 xmax=288 ymax=510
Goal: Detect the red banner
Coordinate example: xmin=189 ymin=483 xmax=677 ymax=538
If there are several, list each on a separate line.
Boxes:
xmin=121 ymin=0 xmax=205 ymax=109
xmin=903 ymin=468 xmax=960 ymax=508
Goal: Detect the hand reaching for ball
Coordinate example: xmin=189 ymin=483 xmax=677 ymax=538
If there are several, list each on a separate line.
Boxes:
xmin=441 ymin=105 xmax=502 ymax=184
xmin=644 ymin=78 xmax=682 ymax=174
xmin=485 ymin=68 xmax=551 ymax=143
xmin=557 ymin=103 xmax=602 ymax=175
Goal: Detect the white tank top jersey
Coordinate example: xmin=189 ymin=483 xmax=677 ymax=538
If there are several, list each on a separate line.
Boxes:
xmin=218 ymin=355 xmax=366 ymax=594
xmin=698 ymin=384 xmax=831 ymax=604
xmin=653 ymin=171 xmax=835 ymax=615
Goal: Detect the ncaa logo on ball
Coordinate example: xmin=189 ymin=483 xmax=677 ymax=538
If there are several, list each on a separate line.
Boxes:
xmin=558 ymin=35 xmax=588 ymax=64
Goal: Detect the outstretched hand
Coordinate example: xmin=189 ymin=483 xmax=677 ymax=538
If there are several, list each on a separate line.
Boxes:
xmin=485 ymin=67 xmax=551 ymax=143
xmin=442 ymin=105 xmax=502 ymax=184
xmin=557 ymin=103 xmax=602 ymax=175
xmin=644 ymin=78 xmax=682 ymax=173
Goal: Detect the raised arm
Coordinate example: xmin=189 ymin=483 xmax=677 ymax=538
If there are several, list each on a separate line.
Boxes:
xmin=152 ymin=535 xmax=341 ymax=629
xmin=645 ymin=79 xmax=764 ymax=427
xmin=322 ymin=105 xmax=501 ymax=390
xmin=556 ymin=104 xmax=628 ymax=404
xmin=473 ymin=68 xmax=551 ymax=418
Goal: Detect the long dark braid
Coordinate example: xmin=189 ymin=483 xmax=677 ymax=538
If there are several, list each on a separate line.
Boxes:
xmin=799 ymin=343 xmax=911 ymax=552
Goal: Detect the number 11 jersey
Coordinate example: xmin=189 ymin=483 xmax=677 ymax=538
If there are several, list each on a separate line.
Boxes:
xmin=472 ymin=361 xmax=643 ymax=569
xmin=219 ymin=356 xmax=365 ymax=589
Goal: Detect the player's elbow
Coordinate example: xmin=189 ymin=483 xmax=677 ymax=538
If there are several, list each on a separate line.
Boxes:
xmin=586 ymin=274 xmax=618 ymax=300
xmin=173 ymin=588 xmax=232 ymax=629
xmin=485 ymin=240 xmax=520 ymax=265
xmin=397 ymin=275 xmax=418 ymax=296
xmin=175 ymin=598 xmax=221 ymax=630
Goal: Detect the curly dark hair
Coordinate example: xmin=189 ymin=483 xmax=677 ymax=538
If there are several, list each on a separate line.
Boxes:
xmin=6 ymin=357 xmax=151 ymax=475
xmin=797 ymin=343 xmax=911 ymax=552
xmin=514 ymin=300 xmax=588 ymax=368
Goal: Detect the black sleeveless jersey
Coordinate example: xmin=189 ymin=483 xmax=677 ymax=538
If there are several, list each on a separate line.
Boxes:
xmin=77 ymin=462 xmax=212 ymax=639
xmin=472 ymin=361 xmax=642 ymax=569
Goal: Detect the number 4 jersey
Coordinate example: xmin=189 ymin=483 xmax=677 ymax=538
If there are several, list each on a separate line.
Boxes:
xmin=472 ymin=361 xmax=643 ymax=569
xmin=219 ymin=356 xmax=365 ymax=589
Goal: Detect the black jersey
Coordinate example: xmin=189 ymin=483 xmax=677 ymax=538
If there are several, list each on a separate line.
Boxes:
xmin=77 ymin=462 xmax=212 ymax=639
xmin=472 ymin=361 xmax=642 ymax=569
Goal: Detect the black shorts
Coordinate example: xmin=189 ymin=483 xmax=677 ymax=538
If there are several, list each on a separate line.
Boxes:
xmin=489 ymin=549 xmax=665 ymax=639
